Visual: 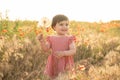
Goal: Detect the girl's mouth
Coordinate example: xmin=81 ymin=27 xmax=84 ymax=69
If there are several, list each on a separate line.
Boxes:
xmin=61 ymin=29 xmax=68 ymax=31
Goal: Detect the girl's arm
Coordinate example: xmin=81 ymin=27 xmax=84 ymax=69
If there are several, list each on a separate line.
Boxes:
xmin=54 ymin=41 xmax=76 ymax=58
xmin=63 ymin=41 xmax=76 ymax=56
xmin=37 ymin=34 xmax=50 ymax=51
xmin=39 ymin=39 xmax=50 ymax=51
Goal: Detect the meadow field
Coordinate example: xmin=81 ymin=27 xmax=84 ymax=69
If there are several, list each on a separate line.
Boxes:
xmin=0 ymin=16 xmax=120 ymax=80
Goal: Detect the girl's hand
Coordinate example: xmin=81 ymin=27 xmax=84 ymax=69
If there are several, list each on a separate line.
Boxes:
xmin=37 ymin=34 xmax=44 ymax=42
xmin=54 ymin=51 xmax=65 ymax=58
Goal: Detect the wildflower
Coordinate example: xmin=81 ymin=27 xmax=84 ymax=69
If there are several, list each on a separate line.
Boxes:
xmin=100 ymin=28 xmax=105 ymax=32
xmin=19 ymin=32 xmax=24 ymax=37
xmin=77 ymin=65 xmax=85 ymax=71
xmin=35 ymin=29 xmax=42 ymax=35
xmin=18 ymin=28 xmax=23 ymax=32
xmin=46 ymin=27 xmax=50 ymax=32
xmin=81 ymin=28 xmax=84 ymax=31
xmin=2 ymin=29 xmax=8 ymax=33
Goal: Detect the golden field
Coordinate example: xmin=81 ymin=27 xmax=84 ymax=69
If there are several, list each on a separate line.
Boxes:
xmin=0 ymin=16 xmax=120 ymax=80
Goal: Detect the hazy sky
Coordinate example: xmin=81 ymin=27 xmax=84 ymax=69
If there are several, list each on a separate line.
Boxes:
xmin=0 ymin=0 xmax=120 ymax=22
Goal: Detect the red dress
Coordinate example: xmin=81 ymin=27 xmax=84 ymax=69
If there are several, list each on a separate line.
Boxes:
xmin=44 ymin=35 xmax=75 ymax=78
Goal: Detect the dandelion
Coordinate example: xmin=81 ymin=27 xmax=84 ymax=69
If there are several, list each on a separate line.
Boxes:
xmin=37 ymin=17 xmax=51 ymax=28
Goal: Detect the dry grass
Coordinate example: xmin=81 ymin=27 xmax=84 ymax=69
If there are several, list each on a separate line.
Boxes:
xmin=0 ymin=20 xmax=120 ymax=80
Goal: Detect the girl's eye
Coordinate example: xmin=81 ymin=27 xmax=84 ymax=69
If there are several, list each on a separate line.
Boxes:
xmin=59 ymin=23 xmax=63 ymax=26
xmin=59 ymin=23 xmax=68 ymax=26
xmin=66 ymin=24 xmax=68 ymax=26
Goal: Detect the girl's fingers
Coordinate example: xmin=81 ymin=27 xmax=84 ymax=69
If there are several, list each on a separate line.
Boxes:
xmin=53 ymin=53 xmax=59 ymax=58
xmin=54 ymin=51 xmax=62 ymax=58
xmin=38 ymin=33 xmax=43 ymax=40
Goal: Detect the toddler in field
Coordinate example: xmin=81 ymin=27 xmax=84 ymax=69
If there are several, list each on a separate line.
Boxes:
xmin=37 ymin=14 xmax=76 ymax=79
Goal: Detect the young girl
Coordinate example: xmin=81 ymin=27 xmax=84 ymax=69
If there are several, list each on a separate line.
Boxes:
xmin=38 ymin=14 xmax=76 ymax=79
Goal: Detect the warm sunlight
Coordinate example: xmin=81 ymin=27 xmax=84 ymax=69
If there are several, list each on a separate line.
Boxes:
xmin=0 ymin=1 xmax=120 ymax=80
xmin=0 ymin=0 xmax=120 ymax=22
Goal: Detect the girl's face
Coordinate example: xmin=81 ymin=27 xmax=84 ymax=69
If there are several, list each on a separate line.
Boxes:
xmin=53 ymin=20 xmax=69 ymax=35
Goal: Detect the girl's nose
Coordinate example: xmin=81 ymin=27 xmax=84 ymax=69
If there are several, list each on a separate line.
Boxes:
xmin=63 ymin=25 xmax=68 ymax=28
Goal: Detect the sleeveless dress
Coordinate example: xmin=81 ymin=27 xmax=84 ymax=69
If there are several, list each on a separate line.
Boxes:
xmin=44 ymin=35 xmax=75 ymax=78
